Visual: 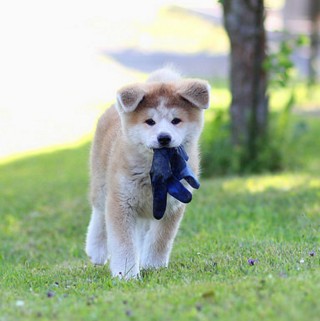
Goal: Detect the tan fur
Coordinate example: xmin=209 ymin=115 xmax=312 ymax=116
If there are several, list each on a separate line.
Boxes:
xmin=85 ymin=69 xmax=210 ymax=279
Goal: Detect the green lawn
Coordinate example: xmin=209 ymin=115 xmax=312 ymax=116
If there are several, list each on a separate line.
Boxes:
xmin=0 ymin=113 xmax=319 ymax=321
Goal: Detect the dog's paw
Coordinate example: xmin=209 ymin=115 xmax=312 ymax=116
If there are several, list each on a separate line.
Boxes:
xmin=112 ymin=270 xmax=140 ymax=281
xmin=85 ymin=243 xmax=108 ymax=265
xmin=140 ymin=259 xmax=168 ymax=270
xmin=109 ymin=260 xmax=140 ymax=280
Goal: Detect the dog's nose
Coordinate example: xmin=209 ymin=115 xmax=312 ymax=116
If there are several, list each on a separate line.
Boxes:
xmin=157 ymin=133 xmax=172 ymax=146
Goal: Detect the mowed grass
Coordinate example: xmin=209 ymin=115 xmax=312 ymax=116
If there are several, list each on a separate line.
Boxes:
xmin=1 ymin=115 xmax=320 ymax=321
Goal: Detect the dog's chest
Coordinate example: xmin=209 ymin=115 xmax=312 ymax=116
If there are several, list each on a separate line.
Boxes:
xmin=123 ymin=168 xmax=182 ymax=218
xmin=126 ymin=169 xmax=153 ymax=216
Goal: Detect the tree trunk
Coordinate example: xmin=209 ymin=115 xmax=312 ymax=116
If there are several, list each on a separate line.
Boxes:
xmin=309 ymin=0 xmax=320 ymax=85
xmin=223 ymin=0 xmax=268 ymax=162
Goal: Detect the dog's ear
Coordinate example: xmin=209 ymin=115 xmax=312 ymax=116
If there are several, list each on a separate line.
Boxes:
xmin=177 ymin=79 xmax=210 ymax=109
xmin=116 ymin=84 xmax=145 ymax=113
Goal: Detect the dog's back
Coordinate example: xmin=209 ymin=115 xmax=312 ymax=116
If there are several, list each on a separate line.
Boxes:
xmin=89 ymin=105 xmax=120 ymax=208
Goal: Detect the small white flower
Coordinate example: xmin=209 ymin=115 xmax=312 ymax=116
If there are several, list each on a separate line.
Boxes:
xmin=299 ymin=259 xmax=305 ymax=264
xmin=16 ymin=300 xmax=25 ymax=307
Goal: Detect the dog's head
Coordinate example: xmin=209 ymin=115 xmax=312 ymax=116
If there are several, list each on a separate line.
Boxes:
xmin=116 ymin=79 xmax=210 ymax=150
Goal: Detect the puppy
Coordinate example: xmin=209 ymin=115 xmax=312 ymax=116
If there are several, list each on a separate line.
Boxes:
xmin=85 ymin=68 xmax=210 ymax=279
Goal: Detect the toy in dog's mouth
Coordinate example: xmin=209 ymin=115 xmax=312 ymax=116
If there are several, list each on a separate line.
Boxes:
xmin=149 ymin=146 xmax=200 ymax=220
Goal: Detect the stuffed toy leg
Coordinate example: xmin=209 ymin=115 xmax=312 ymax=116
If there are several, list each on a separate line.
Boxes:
xmin=150 ymin=146 xmax=200 ymax=220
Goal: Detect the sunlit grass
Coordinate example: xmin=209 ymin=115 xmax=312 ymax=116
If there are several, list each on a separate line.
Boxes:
xmin=269 ymin=83 xmax=320 ymax=111
xmin=222 ymin=173 xmax=320 ymax=194
xmin=136 ymin=6 xmax=229 ymax=54
xmin=208 ymin=80 xmax=320 ymax=112
xmin=0 ymin=135 xmax=92 ymax=166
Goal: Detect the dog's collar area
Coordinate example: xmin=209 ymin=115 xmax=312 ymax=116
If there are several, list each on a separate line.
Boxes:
xmin=149 ymin=145 xmax=200 ymax=220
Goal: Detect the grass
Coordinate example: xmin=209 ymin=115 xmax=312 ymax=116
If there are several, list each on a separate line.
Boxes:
xmin=137 ymin=6 xmax=229 ymax=54
xmin=269 ymin=83 xmax=320 ymax=111
xmin=1 ymin=110 xmax=320 ymax=320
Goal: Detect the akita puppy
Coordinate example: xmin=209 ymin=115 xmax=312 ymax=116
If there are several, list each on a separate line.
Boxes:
xmin=85 ymin=68 xmax=210 ymax=279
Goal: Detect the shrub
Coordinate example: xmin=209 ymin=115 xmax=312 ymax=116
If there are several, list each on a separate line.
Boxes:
xmin=200 ymin=92 xmax=296 ymax=177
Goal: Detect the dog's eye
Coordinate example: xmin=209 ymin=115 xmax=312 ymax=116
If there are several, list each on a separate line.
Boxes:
xmin=145 ymin=119 xmax=156 ymax=126
xmin=171 ymin=118 xmax=182 ymax=125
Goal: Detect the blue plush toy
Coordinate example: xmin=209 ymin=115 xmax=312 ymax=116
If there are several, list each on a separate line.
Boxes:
xmin=150 ymin=146 xmax=200 ymax=220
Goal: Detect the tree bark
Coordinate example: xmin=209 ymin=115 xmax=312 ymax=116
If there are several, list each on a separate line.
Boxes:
xmin=223 ymin=0 xmax=268 ymax=161
xmin=309 ymin=0 xmax=320 ymax=85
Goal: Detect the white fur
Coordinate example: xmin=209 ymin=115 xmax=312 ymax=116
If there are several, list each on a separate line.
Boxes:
xmin=85 ymin=207 xmax=108 ymax=265
xmin=147 ymin=67 xmax=181 ymax=83
xmin=106 ymin=211 xmax=140 ymax=279
xmin=138 ymin=216 xmax=182 ymax=269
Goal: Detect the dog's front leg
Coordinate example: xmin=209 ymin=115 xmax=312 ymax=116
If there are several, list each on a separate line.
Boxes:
xmin=140 ymin=206 xmax=184 ymax=269
xmin=106 ymin=195 xmax=139 ymax=279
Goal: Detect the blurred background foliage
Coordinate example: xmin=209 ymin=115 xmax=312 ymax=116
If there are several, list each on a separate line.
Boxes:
xmin=200 ymin=0 xmax=320 ymax=176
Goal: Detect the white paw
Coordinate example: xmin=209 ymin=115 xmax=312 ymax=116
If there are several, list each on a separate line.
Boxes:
xmin=112 ymin=270 xmax=140 ymax=280
xmin=110 ymin=261 xmax=140 ymax=280
xmin=140 ymin=258 xmax=168 ymax=270
xmin=85 ymin=243 xmax=108 ymax=265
